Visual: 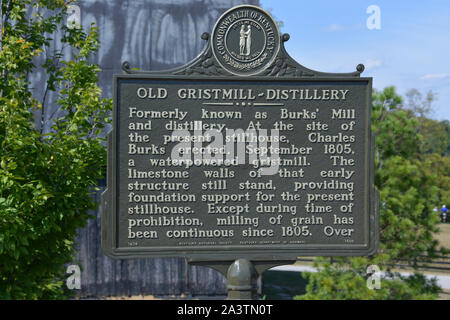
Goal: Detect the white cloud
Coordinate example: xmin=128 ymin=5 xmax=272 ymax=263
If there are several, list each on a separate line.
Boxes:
xmin=323 ymin=23 xmax=364 ymax=32
xmin=421 ymin=73 xmax=450 ymax=80
xmin=363 ymin=59 xmax=382 ymax=71
xmin=324 ymin=24 xmax=345 ymax=32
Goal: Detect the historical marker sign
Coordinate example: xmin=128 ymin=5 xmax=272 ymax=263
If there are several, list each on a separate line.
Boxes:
xmin=102 ymin=5 xmax=378 ymax=261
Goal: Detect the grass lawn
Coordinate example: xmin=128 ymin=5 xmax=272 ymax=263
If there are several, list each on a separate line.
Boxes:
xmin=436 ymin=223 xmax=450 ymax=250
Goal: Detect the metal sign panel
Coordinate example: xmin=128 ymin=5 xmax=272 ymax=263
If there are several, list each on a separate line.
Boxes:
xmin=102 ymin=5 xmax=378 ymax=261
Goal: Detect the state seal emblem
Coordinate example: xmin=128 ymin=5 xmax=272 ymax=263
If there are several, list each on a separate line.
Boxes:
xmin=211 ymin=5 xmax=281 ymax=76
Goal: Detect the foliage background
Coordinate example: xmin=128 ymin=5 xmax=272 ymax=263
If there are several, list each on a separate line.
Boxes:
xmin=0 ymin=0 xmax=111 ymax=299
xmin=295 ymin=87 xmax=449 ymax=300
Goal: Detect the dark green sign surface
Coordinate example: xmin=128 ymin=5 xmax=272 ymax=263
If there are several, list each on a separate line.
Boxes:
xmin=102 ymin=75 xmax=378 ymax=260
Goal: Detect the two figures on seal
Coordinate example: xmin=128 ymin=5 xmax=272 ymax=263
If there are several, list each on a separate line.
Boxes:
xmin=239 ymin=25 xmax=252 ymax=56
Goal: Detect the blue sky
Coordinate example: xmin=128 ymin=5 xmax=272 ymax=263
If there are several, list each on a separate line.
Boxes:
xmin=259 ymin=0 xmax=450 ymax=121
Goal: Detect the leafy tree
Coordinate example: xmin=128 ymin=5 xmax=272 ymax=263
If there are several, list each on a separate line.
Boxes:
xmin=405 ymin=88 xmax=435 ymax=119
xmin=419 ymin=118 xmax=449 ymax=156
xmin=0 ymin=0 xmax=111 ymax=299
xmin=297 ymin=259 xmax=440 ymax=300
xmin=423 ymin=153 xmax=450 ymax=209
xmin=295 ymin=87 xmax=444 ymax=300
xmin=404 ymin=88 xmax=449 ymax=156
